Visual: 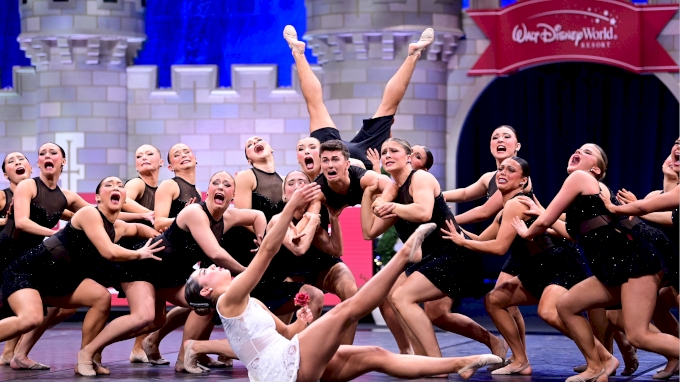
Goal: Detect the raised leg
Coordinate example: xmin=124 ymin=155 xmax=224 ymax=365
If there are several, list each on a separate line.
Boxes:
xmin=284 ymin=25 xmax=336 ymax=132
xmin=320 ymin=345 xmax=500 ymax=382
xmin=372 ymin=28 xmax=434 ymax=118
xmin=484 ymin=277 xmax=537 ymax=375
xmin=296 ymin=223 xmax=436 ymax=382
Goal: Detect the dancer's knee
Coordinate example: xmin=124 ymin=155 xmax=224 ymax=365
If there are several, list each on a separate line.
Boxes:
xmin=18 ymin=313 xmax=43 ymax=333
xmin=424 ymin=302 xmax=446 ymax=322
xmin=537 ymin=305 xmax=560 ymax=327
xmin=556 ymin=294 xmax=578 ymax=319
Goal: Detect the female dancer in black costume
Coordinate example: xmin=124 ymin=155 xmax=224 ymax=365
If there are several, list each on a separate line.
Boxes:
xmin=0 ymin=176 xmax=162 ymax=376
xmin=184 ymin=182 xmax=502 ymax=382
xmin=142 ymin=142 xmax=226 ymax=370
xmin=0 ymin=152 xmax=33 ymax=365
xmin=512 ymin=143 xmax=678 ymax=382
xmin=442 ymin=157 xmax=591 ymax=375
xmin=284 ymin=24 xmax=433 ymax=171
xmin=79 ymin=171 xmax=260 ymax=375
xmin=124 ymin=144 xmax=162 ymax=364
xmin=361 ymin=139 xmax=498 ymax=372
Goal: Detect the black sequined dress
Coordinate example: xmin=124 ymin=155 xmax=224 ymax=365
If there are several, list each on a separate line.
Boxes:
xmin=119 ymin=202 xmax=222 ymax=289
xmin=0 ymin=178 xmax=67 ymax=285
xmin=0 ymin=188 xmax=13 ymax=221
xmin=2 ymin=208 xmax=115 ymax=303
xmin=565 ymin=194 xmax=665 ymax=287
xmin=398 ymin=171 xmax=484 ymax=300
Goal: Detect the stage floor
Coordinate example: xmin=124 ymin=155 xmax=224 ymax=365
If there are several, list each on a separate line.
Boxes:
xmin=0 ymin=322 xmax=671 ymax=381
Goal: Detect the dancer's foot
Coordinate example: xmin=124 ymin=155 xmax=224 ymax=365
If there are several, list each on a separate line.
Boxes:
xmin=10 ymin=356 xmax=50 ymax=370
xmin=93 ymin=361 xmax=110 ymax=375
xmin=491 ymin=360 xmax=532 ymax=375
xmin=283 ymin=25 xmax=306 ymax=55
xmin=129 ymin=349 xmax=148 ymax=363
xmin=620 ymin=346 xmax=638 ymax=376
xmin=458 ymin=354 xmax=503 ymax=380
xmin=565 ymin=367 xmax=607 ymax=382
xmin=176 ymin=358 xmax=209 ymax=374
xmin=217 ymin=354 xmax=234 ymax=367
xmin=602 ymin=354 xmax=620 ymax=377
xmin=0 ymin=353 xmax=12 ymax=366
xmin=408 ymin=28 xmax=434 ymax=57
xmin=490 ymin=336 xmax=509 ymax=360
xmin=75 ymin=351 xmax=96 ymax=377
xmin=407 ymin=223 xmax=437 ymax=263
xmin=142 ymin=336 xmax=170 ymax=365
xmin=183 ymin=340 xmax=208 ymax=374
xmin=654 ymin=359 xmax=679 ymax=380
xmin=573 ymin=364 xmax=587 ymax=373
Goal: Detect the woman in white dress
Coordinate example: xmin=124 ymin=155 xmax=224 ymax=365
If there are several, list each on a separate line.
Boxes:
xmin=184 ymin=182 xmax=502 ymax=382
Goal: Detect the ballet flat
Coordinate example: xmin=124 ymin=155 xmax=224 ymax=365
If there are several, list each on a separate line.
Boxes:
xmin=565 ymin=368 xmax=605 ymax=382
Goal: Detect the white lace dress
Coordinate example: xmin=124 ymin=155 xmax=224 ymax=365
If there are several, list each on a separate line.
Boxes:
xmin=217 ymin=297 xmax=301 ymax=382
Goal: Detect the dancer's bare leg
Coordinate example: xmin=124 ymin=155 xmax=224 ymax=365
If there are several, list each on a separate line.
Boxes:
xmin=372 ymin=28 xmax=434 ymax=118
xmin=284 ymin=25 xmax=336 ymax=132
xmin=143 ymin=306 xmax=191 ymax=365
xmin=321 ymin=345 xmax=497 ymax=382
xmin=379 ymin=299 xmax=413 ymax=354
xmin=0 ymin=337 xmax=18 ymax=364
xmin=425 ymin=296 xmax=505 ymax=356
xmin=318 ymin=263 xmax=359 ymax=345
xmin=11 ymin=307 xmax=76 ymax=370
xmin=652 ymin=286 xmax=679 ymax=377
xmin=484 ymin=278 xmax=536 ymax=375
xmin=557 ymin=277 xmax=622 ymax=382
xmin=296 ymin=223 xmax=440 ymax=381
xmin=45 ymin=279 xmax=112 ymax=377
xmin=621 ymin=274 xmax=679 ymax=358
xmin=78 ymin=281 xmax=157 ymax=370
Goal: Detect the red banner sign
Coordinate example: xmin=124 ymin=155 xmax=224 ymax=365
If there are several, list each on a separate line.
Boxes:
xmin=468 ymin=0 xmax=679 ymax=75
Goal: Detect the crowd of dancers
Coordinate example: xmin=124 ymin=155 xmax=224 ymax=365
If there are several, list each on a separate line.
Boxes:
xmin=0 ymin=26 xmax=676 ymax=382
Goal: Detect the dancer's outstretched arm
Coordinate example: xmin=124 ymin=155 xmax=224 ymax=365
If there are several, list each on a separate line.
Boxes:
xmin=602 ymin=185 xmax=679 ymax=215
xmin=222 ymin=183 xmax=321 ymax=307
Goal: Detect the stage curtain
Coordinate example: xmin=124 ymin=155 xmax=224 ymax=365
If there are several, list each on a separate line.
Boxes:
xmin=456 ymin=63 xmax=679 ymax=274
xmin=135 ymin=0 xmax=315 ymax=88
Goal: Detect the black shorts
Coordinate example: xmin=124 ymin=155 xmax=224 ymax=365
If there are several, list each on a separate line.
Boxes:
xmin=251 ymin=279 xmax=306 ymax=313
xmin=311 ymin=115 xmax=394 ymax=170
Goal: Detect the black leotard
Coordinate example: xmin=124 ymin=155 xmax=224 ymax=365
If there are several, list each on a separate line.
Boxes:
xmin=120 ymin=202 xmax=223 ymax=289
xmin=565 ymin=194 xmax=664 ymax=287
xmin=0 ymin=178 xmax=68 ymax=283
xmin=398 ymin=170 xmax=484 ymax=299
xmin=168 ymin=177 xmax=202 ymax=218
xmin=487 ymin=172 xmax=498 ymax=199
xmin=315 ymin=166 xmax=367 ymax=210
xmin=0 ymin=188 xmax=13 ymax=220
xmin=2 ymin=208 xmax=115 ymax=302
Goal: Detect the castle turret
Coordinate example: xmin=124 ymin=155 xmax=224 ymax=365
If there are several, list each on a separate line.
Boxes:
xmin=19 ymin=0 xmax=145 ymax=191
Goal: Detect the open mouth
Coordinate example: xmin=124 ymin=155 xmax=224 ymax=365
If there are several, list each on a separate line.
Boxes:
xmin=569 ymin=155 xmax=580 ymax=166
xmin=15 ymin=167 xmax=25 ymax=175
xmin=326 ymin=169 xmax=338 ymax=178
xmin=497 ymin=145 xmax=507 ymax=153
xmin=304 ymin=156 xmax=315 ymax=170
xmin=214 ymin=193 xmax=225 ymax=205
xmin=385 ymin=161 xmax=395 ymax=167
xmin=497 ymin=177 xmax=508 ymax=184
xmin=111 ymin=193 xmax=121 ymax=203
xmin=141 ymin=161 xmax=151 ymax=166
xmin=180 ymin=159 xmax=191 ymax=165
xmin=44 ymin=161 xmax=54 ymax=170
xmin=254 ymin=144 xmax=264 ymax=155
xmin=675 ymin=152 xmax=680 ymax=167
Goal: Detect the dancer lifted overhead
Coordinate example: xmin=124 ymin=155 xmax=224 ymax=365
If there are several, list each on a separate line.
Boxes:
xmin=184 ymin=182 xmax=502 ymax=382
xmin=284 ymin=24 xmax=434 ymax=171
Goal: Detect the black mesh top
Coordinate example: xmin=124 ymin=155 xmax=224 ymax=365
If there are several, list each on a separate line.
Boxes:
xmin=168 ymin=177 xmax=202 ymax=219
xmin=565 ymin=194 xmax=612 ymax=240
xmin=251 ymin=167 xmax=285 ymax=222
xmin=393 ymin=170 xmax=460 ymax=254
xmin=487 ymin=171 xmax=498 ymax=199
xmin=45 ymin=208 xmax=116 ymax=263
xmin=0 ymin=188 xmax=13 ymax=219
xmin=1 ymin=177 xmax=68 ymax=252
xmin=315 ymin=166 xmax=367 ymax=210
xmin=126 ymin=178 xmax=157 ymax=211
